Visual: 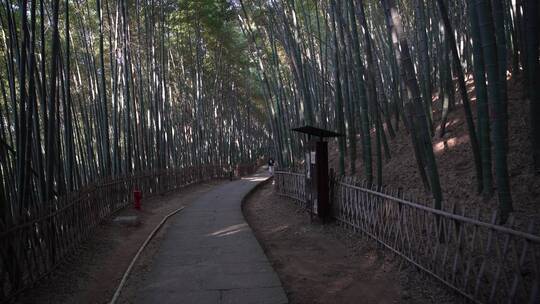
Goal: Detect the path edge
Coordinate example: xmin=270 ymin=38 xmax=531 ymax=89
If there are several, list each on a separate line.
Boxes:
xmin=240 ymin=176 xmax=291 ymax=304
xmin=240 ymin=176 xmax=273 ymax=214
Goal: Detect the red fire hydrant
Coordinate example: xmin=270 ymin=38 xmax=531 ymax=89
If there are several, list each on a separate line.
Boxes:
xmin=134 ymin=190 xmax=142 ymax=210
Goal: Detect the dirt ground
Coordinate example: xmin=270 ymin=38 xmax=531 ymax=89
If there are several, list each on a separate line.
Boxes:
xmin=16 ymin=180 xmax=226 ymax=304
xmin=243 ymin=181 xmax=461 ymax=304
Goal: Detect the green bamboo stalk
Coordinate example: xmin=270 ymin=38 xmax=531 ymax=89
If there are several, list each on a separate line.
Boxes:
xmin=474 ymin=0 xmax=513 ymax=222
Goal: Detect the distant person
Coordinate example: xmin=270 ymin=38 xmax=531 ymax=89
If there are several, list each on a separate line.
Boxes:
xmin=268 ymin=157 xmax=275 ymax=175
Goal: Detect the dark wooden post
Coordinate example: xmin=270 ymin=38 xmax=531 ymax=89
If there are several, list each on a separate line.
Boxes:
xmin=316 ymin=140 xmax=330 ymax=221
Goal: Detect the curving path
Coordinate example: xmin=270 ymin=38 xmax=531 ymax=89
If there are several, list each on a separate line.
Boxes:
xmin=135 ymin=171 xmax=288 ymax=304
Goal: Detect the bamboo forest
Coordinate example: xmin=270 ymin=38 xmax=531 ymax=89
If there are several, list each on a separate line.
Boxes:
xmin=1 ymin=0 xmax=539 ymax=303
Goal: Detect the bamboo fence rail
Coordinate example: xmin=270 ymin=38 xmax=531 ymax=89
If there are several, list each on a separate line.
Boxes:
xmin=0 ymin=163 xmax=259 ymax=302
xmin=274 ymin=171 xmax=540 ymax=304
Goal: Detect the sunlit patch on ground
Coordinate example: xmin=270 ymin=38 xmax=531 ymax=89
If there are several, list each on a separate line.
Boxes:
xmin=242 ymin=176 xmax=267 ymax=182
xmin=208 ymin=223 xmax=248 ymax=237
xmin=434 ymin=137 xmax=458 ymax=152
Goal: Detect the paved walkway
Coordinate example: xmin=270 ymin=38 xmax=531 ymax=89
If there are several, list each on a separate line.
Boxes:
xmin=136 ymin=172 xmax=288 ymax=304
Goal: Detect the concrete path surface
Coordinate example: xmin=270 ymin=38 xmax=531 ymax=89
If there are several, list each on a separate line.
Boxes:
xmin=135 ymin=172 xmax=288 ymax=304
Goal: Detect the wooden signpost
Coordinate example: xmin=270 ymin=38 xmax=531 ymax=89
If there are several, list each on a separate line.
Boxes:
xmin=292 ymin=126 xmax=342 ymax=222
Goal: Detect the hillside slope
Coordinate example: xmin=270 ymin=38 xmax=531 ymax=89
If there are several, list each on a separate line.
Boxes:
xmin=329 ymin=75 xmax=539 ymax=230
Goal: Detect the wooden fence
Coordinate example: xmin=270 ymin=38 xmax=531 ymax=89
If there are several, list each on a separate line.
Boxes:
xmin=0 ymin=163 xmax=259 ymax=302
xmin=274 ymin=171 xmax=306 ymax=204
xmin=274 ymin=171 xmax=540 ymax=304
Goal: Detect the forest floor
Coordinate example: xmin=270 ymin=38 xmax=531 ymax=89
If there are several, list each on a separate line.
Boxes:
xmin=329 ymin=74 xmax=539 ymax=231
xmin=17 ymin=180 xmax=226 ymax=304
xmin=243 ymin=181 xmax=461 ymax=304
